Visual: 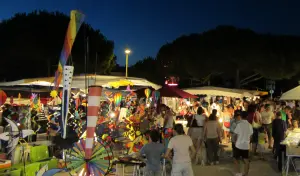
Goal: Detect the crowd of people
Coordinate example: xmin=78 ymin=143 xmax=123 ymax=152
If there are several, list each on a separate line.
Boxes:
xmin=137 ymin=99 xmax=300 ymax=176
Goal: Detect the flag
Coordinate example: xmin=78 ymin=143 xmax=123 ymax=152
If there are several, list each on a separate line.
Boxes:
xmin=54 ymin=10 xmax=85 ymax=88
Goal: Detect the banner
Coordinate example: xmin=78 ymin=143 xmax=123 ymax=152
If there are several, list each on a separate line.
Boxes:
xmin=54 ymin=10 xmax=85 ymax=88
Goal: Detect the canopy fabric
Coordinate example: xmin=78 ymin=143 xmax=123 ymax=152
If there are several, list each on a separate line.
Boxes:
xmin=280 ymin=86 xmax=300 ymax=100
xmin=0 ymin=75 xmax=161 ymax=90
xmin=159 ymin=86 xmax=198 ymax=98
xmin=183 ymin=86 xmax=267 ymax=98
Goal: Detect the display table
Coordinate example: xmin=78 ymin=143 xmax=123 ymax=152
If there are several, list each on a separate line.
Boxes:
xmin=113 ymin=156 xmax=145 ymax=176
xmin=283 ymin=145 xmax=300 ymax=176
xmin=281 ymin=129 xmax=300 ymax=176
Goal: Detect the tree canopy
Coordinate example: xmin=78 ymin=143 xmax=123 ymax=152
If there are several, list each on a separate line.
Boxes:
xmin=131 ymin=26 xmax=300 ymax=87
xmin=0 ymin=10 xmax=115 ymax=81
xmin=129 ymin=56 xmax=163 ymax=84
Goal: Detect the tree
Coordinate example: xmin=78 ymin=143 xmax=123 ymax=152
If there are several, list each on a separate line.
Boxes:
xmin=129 ymin=57 xmax=163 ymax=84
xmin=0 ymin=11 xmax=115 ymax=81
xmin=155 ymin=25 xmax=300 ymax=88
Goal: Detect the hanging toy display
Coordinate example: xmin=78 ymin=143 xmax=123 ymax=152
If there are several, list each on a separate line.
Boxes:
xmin=113 ymin=92 xmax=122 ymax=108
xmin=30 ymin=93 xmax=41 ymax=111
xmin=152 ymin=90 xmax=160 ymax=107
xmin=0 ymin=89 xmax=7 ymax=106
xmin=50 ymin=90 xmax=58 ymax=99
xmin=144 ymin=88 xmax=151 ymax=105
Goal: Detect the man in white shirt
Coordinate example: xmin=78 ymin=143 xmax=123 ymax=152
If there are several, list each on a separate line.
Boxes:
xmin=165 ymin=124 xmax=196 ymax=176
xmin=234 ymin=111 xmax=253 ymax=176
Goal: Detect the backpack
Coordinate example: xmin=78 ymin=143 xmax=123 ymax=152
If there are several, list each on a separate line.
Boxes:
xmin=188 ymin=115 xmax=199 ymax=127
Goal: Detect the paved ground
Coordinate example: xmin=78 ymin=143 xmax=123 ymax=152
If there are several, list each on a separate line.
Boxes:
xmin=192 ymin=154 xmax=281 ymax=176
xmin=115 ymin=142 xmax=300 ymax=176
xmin=191 ymin=142 xmax=298 ymax=176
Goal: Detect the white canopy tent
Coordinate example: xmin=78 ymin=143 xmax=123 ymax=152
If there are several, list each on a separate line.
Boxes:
xmin=183 ymin=86 xmax=266 ymax=98
xmin=280 ymin=85 xmax=300 ymax=100
xmin=0 ymin=75 xmax=161 ymax=90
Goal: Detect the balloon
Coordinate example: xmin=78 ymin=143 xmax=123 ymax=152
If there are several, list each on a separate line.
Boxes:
xmin=144 ymin=88 xmax=151 ymax=98
xmin=113 ymin=92 xmax=122 ymax=107
xmin=0 ymin=90 xmax=7 ymax=106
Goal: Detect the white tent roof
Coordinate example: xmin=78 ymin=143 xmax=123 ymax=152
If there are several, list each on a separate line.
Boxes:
xmin=0 ymin=75 xmax=161 ymax=90
xmin=183 ymin=86 xmax=244 ymax=98
xmin=280 ymin=85 xmax=300 ymax=100
xmin=183 ymin=86 xmax=266 ymax=98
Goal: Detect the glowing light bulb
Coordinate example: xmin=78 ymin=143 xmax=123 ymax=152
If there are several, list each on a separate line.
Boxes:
xmin=110 ymin=112 xmax=116 ymax=118
xmin=125 ymin=49 xmax=131 ymax=54
xmin=219 ymin=118 xmax=223 ymax=123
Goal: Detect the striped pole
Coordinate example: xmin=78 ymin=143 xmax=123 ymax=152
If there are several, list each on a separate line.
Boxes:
xmin=85 ymin=86 xmax=102 ymax=159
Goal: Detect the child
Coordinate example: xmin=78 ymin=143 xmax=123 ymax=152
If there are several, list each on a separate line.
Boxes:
xmin=140 ymin=130 xmax=164 ymax=176
xmin=258 ymin=127 xmax=267 ymax=160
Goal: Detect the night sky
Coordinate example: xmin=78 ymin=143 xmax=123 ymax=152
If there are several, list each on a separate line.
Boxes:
xmin=1 ymin=0 xmax=300 ymax=66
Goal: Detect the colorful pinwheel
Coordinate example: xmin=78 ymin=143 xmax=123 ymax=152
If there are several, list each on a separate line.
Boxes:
xmin=66 ymin=139 xmax=113 ymax=176
xmin=113 ymin=92 xmax=122 ymax=107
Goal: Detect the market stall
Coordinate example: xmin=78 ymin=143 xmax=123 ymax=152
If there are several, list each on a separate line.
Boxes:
xmin=281 ymin=128 xmax=300 ymax=176
xmin=159 ymin=86 xmax=197 ymax=112
xmin=183 ymin=86 xmax=267 ymax=98
xmin=280 ymin=85 xmax=300 ymax=100
xmin=0 ymin=75 xmax=161 ymax=91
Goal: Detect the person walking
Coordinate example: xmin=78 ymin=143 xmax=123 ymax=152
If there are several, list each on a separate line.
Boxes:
xmin=261 ymin=104 xmax=274 ymax=149
xmin=234 ymin=111 xmax=253 ymax=176
xmin=251 ymin=105 xmax=263 ymax=154
xmin=189 ymin=106 xmax=206 ymax=163
xmin=272 ymin=111 xmax=288 ymax=172
xmin=165 ymin=124 xmax=196 ymax=176
xmin=204 ymin=110 xmax=222 ymax=165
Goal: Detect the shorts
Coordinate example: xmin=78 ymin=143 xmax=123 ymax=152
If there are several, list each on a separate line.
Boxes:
xmin=189 ymin=127 xmax=203 ymax=141
xmin=234 ymin=147 xmax=249 ymax=160
xmin=232 ymin=143 xmax=238 ymax=158
xmin=171 ymin=162 xmax=194 ymax=176
xmin=251 ymin=128 xmax=259 ymax=143
xmin=257 ymin=144 xmax=265 ymax=153
xmin=262 ymin=123 xmax=272 ymax=139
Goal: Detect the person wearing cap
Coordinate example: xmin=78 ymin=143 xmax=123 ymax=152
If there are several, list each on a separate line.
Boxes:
xmin=233 ymin=111 xmax=253 ymax=176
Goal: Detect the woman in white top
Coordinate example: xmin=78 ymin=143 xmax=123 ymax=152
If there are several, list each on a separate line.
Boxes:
xmin=189 ymin=107 xmax=206 ymax=164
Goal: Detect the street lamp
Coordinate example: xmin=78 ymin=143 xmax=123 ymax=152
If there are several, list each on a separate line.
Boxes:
xmin=125 ymin=49 xmax=131 ymax=78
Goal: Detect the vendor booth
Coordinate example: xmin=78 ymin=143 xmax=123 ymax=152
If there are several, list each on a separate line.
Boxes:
xmin=0 ymin=75 xmax=161 ymax=91
xmin=183 ymin=86 xmax=267 ymax=98
xmin=280 ymin=85 xmax=300 ymax=100
xmin=159 ymin=86 xmax=197 ymax=112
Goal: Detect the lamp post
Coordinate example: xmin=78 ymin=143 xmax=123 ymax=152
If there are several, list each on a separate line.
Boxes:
xmin=125 ymin=49 xmax=131 ymax=78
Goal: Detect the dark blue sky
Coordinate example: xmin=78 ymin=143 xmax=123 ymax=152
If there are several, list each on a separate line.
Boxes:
xmin=1 ymin=0 xmax=300 ymax=66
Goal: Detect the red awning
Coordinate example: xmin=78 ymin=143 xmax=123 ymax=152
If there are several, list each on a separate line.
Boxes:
xmin=159 ymin=86 xmax=198 ymax=99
